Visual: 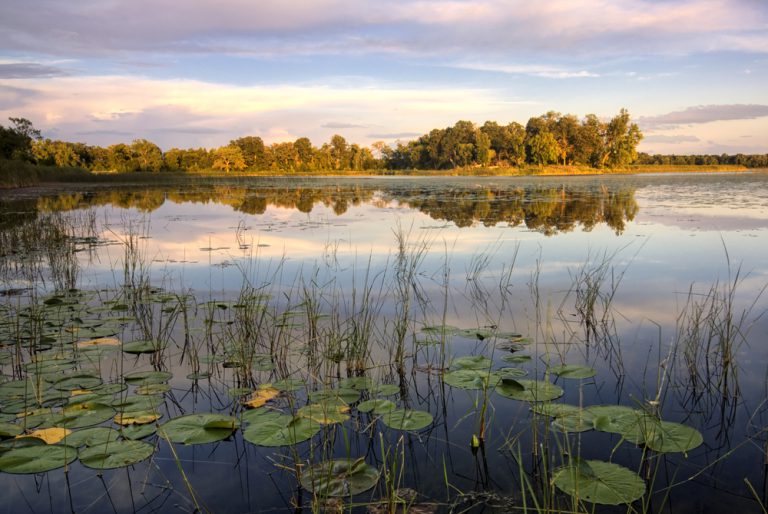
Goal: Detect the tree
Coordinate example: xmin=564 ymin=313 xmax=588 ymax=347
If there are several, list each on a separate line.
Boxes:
xmin=602 ymin=109 xmax=642 ymax=167
xmin=330 ymin=134 xmax=348 ymax=170
xmin=131 ymin=139 xmax=163 ymax=172
xmin=0 ymin=117 xmax=41 ymax=160
xmin=213 ymin=145 xmax=246 ymax=173
xmin=574 ymin=114 xmax=605 ymax=167
xmin=294 ymin=137 xmax=313 ymax=170
xmin=527 ymin=132 xmax=560 ymax=165
xmin=231 ymin=136 xmax=266 ymax=169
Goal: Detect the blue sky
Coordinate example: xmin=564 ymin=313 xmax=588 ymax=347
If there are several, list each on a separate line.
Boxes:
xmin=1 ymin=0 xmax=766 ymax=154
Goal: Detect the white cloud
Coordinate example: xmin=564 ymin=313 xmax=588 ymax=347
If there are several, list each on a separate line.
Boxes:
xmin=0 ymin=74 xmax=516 ymax=148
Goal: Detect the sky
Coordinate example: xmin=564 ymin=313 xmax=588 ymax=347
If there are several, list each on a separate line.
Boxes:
xmin=0 ymin=0 xmax=767 ymax=154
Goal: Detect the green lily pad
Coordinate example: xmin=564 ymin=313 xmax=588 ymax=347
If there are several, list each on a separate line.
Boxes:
xmin=297 ymin=401 xmax=350 ymax=424
xmin=79 ymin=440 xmax=154 ymax=469
xmin=357 ymin=399 xmax=396 ymax=414
xmin=587 ymin=405 xmax=642 ymax=433
xmin=502 ymin=355 xmax=532 ymax=364
xmin=63 ymin=427 xmax=121 ymax=447
xmin=272 ymin=378 xmax=306 ymax=392
xmin=0 ymin=421 xmax=23 ymax=438
xmin=496 ymin=379 xmax=564 ymax=402
xmin=51 ymin=372 xmax=103 ymax=391
xmin=300 ymin=458 xmax=380 ymax=497
xmin=549 ymin=364 xmax=597 ymax=379
xmin=369 ymin=384 xmax=400 ymax=396
xmin=553 ymin=459 xmax=645 ymax=505
xmin=380 ymin=409 xmax=433 ymax=431
xmin=451 ymin=355 xmax=492 ymax=370
xmin=0 ymin=444 xmax=78 ymax=474
xmin=111 ymin=395 xmax=164 ymax=413
xmin=621 ymin=416 xmax=704 ymax=453
xmin=443 ymin=369 xmax=500 ymax=390
xmin=42 ymin=402 xmax=116 ymax=429
xmin=158 ymin=414 xmax=239 ymax=445
xmin=121 ymin=423 xmax=158 ymax=440
xmin=122 ymin=340 xmax=165 ymax=354
xmin=338 ymin=377 xmax=373 ymax=390
xmin=243 ymin=412 xmax=320 ymax=447
xmin=136 ymin=384 xmax=171 ymax=395
xmin=309 ymin=388 xmax=360 ymax=405
xmin=124 ymin=371 xmax=173 ymax=385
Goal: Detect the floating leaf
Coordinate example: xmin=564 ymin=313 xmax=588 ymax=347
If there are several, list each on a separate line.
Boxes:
xmin=63 ymin=427 xmax=120 ymax=447
xmin=242 ymin=387 xmax=280 ymax=409
xmin=553 ymin=459 xmax=645 ymax=505
xmin=52 ymin=373 xmax=103 ymax=391
xmin=136 ymin=384 xmax=170 ymax=395
xmin=243 ymin=412 xmax=320 ymax=447
xmin=112 ymin=395 xmax=164 ymax=413
xmin=26 ymin=427 xmax=72 ymax=444
xmin=380 ymin=410 xmax=433 ymax=431
xmin=587 ymin=405 xmax=642 ymax=434
xmin=297 ymin=401 xmax=350 ymax=425
xmin=443 ymin=369 xmax=500 ymax=390
xmin=502 ymin=355 xmax=532 ymax=364
xmin=114 ymin=411 xmax=161 ymax=426
xmin=620 ymin=416 xmax=703 ymax=453
xmin=357 ymin=399 xmax=396 ymax=414
xmin=121 ymin=423 xmax=157 ymax=440
xmin=122 ymin=340 xmax=165 ymax=354
xmin=496 ymin=379 xmax=564 ymax=402
xmin=338 ymin=377 xmax=373 ymax=390
xmin=0 ymin=445 xmax=77 ymax=474
xmin=79 ymin=440 xmax=154 ymax=469
xmin=124 ymin=371 xmax=173 ymax=385
xmin=272 ymin=378 xmax=306 ymax=392
xmin=77 ymin=337 xmax=120 ymax=349
xmin=309 ymin=388 xmax=360 ymax=405
xmin=549 ymin=364 xmax=597 ymax=379
xmin=0 ymin=422 xmax=23 ymax=438
xmin=300 ymin=458 xmax=380 ymax=497
xmin=158 ymin=414 xmax=239 ymax=445
xmin=451 ymin=355 xmax=492 ymax=370
xmin=369 ymin=384 xmax=399 ymax=396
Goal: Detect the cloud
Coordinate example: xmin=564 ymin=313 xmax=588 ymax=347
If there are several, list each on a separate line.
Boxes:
xmin=321 ymin=122 xmax=367 ymax=129
xmin=1 ymin=0 xmax=765 ymax=61
xmin=366 ymin=132 xmax=422 ymax=140
xmin=642 ymin=134 xmax=700 ymax=144
xmin=453 ymin=62 xmax=598 ymax=79
xmin=640 ymin=104 xmax=768 ymax=129
xmin=0 ymin=62 xmax=70 ymax=79
xmin=0 ymin=74 xmax=513 ymax=148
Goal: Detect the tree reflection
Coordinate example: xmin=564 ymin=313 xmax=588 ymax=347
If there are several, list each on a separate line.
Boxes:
xmin=32 ymin=182 xmax=638 ymax=235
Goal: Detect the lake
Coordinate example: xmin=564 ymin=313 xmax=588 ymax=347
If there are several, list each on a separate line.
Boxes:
xmin=1 ymin=172 xmax=767 ymax=513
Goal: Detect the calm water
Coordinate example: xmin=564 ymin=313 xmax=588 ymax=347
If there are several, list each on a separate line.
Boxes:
xmin=1 ymin=172 xmax=767 ymax=513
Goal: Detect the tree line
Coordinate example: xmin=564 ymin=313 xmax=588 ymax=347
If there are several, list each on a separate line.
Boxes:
xmin=1 ymin=112 xmax=766 ymax=173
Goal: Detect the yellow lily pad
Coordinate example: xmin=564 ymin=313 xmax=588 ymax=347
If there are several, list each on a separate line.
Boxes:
xmin=25 ymin=427 xmax=72 ymax=444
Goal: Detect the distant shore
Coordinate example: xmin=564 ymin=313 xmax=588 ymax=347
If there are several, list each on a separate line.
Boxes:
xmin=0 ymin=161 xmax=760 ymax=190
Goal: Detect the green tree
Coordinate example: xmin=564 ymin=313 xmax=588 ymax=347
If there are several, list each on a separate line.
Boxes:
xmin=231 ymin=136 xmax=267 ymax=169
xmin=602 ymin=109 xmax=642 ymax=167
xmin=527 ymin=132 xmax=560 ymax=165
xmin=213 ymin=145 xmax=246 ymax=173
xmin=294 ymin=137 xmax=313 ymax=170
xmin=131 ymin=139 xmax=163 ymax=172
xmin=0 ymin=117 xmax=41 ymax=160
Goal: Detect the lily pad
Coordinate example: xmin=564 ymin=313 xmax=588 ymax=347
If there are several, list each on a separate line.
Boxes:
xmin=369 ymin=384 xmax=399 ymax=396
xmin=272 ymin=378 xmax=306 ymax=392
xmin=300 ymin=458 xmax=380 ymax=497
xmin=121 ymin=423 xmax=157 ymax=440
xmin=122 ymin=340 xmax=165 ymax=354
xmin=27 ymin=427 xmax=72 ymax=444
xmin=502 ymin=355 xmax=532 ymax=364
xmin=158 ymin=413 xmax=239 ymax=445
xmin=443 ymin=369 xmax=500 ymax=390
xmin=357 ymin=399 xmax=396 ymax=414
xmin=297 ymin=401 xmax=350 ymax=424
xmin=0 ymin=444 xmax=78 ymax=474
xmin=496 ymin=379 xmax=563 ymax=402
xmin=243 ymin=412 xmax=320 ymax=447
xmin=587 ymin=405 xmax=642 ymax=434
xmin=52 ymin=373 xmax=103 ymax=391
xmin=380 ymin=410 xmax=433 ymax=431
xmin=309 ymin=388 xmax=360 ymax=405
xmin=79 ymin=440 xmax=154 ymax=469
xmin=124 ymin=371 xmax=173 ymax=385
xmin=338 ymin=377 xmax=373 ymax=390
xmin=114 ymin=411 xmax=162 ymax=425
xmin=553 ymin=459 xmax=645 ymax=505
xmin=549 ymin=364 xmax=597 ymax=380
xmin=63 ymin=427 xmax=121 ymax=447
xmin=0 ymin=422 xmax=23 ymax=438
xmin=620 ymin=416 xmax=703 ymax=453
xmin=451 ymin=355 xmax=492 ymax=370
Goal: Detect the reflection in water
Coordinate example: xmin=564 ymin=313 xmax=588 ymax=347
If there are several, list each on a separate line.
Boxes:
xmin=29 ymin=180 xmax=639 ymax=235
